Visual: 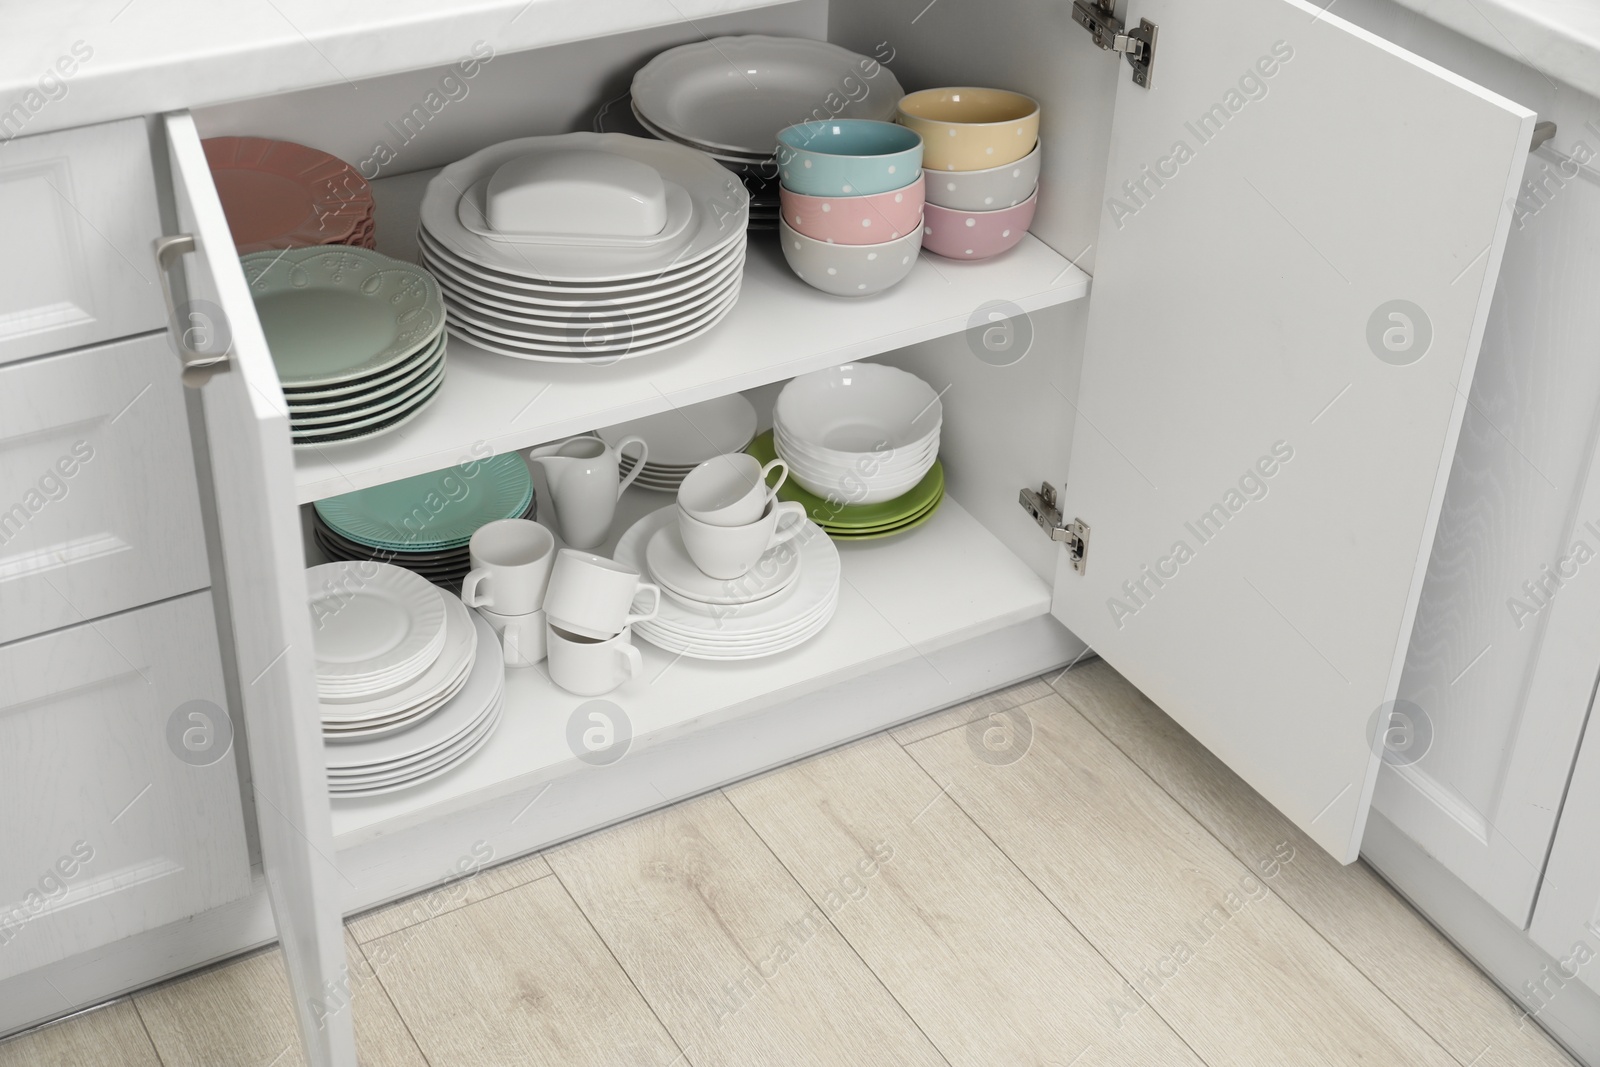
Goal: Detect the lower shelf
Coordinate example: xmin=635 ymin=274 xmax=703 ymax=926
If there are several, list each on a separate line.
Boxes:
xmin=327 ymin=492 xmax=1053 ymax=843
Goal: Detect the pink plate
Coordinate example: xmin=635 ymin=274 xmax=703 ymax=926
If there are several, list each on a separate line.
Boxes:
xmin=204 ymin=137 xmax=375 ymax=254
xmin=779 ymin=173 xmax=925 ymax=245
xmin=921 ymin=190 xmax=1037 ymax=261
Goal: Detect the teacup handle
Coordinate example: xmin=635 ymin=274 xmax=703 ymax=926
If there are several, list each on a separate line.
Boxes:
xmin=765 ymin=501 xmax=809 ymax=549
xmin=761 ymin=457 xmax=789 ymax=498
xmin=616 ymin=641 xmax=643 ymax=681
xmin=625 ymin=582 xmax=662 ymax=626
xmin=460 ymin=568 xmax=494 ymax=608
xmin=615 ymin=435 xmax=649 ymax=498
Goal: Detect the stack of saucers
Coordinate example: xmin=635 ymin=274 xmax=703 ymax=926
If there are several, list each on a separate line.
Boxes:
xmin=613 ymin=505 xmax=839 ymax=659
xmin=307 ymin=563 xmax=504 ymax=797
xmin=628 ymin=36 xmax=905 ymax=231
xmin=417 ymin=133 xmax=748 ymax=362
xmin=602 ymin=393 xmax=758 ymax=493
xmin=312 ymin=455 xmax=536 ymax=589
xmin=205 ymin=137 xmax=376 ymax=253
xmin=242 ymin=247 xmax=445 ymax=449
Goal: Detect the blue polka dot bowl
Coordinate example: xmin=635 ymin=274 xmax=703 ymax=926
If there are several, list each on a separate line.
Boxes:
xmin=775 ymin=120 xmax=923 ymax=198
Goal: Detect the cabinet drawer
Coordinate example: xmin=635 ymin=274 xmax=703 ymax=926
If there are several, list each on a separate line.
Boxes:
xmin=0 ymin=592 xmax=252 ymax=980
xmin=0 ymin=332 xmax=210 ymax=644
xmin=0 ymin=117 xmax=166 ymax=365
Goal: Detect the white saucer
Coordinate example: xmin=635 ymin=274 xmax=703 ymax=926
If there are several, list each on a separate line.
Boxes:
xmin=320 ymin=594 xmax=475 ymax=724
xmin=646 ymin=521 xmax=801 ymax=605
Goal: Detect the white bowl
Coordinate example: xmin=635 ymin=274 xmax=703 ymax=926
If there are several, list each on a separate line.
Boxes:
xmin=775 ymin=363 xmax=943 ymax=452
xmin=785 ymin=460 xmax=932 ymax=504
xmin=775 ymin=422 xmax=938 ymax=472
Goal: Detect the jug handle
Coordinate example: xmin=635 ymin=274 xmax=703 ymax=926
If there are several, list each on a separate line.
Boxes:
xmin=615 ymin=436 xmax=649 ymax=498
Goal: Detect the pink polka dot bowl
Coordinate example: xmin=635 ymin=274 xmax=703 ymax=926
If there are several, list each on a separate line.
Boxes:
xmin=779 ymin=174 xmax=926 ymax=245
xmin=920 ymin=191 xmax=1038 ymax=261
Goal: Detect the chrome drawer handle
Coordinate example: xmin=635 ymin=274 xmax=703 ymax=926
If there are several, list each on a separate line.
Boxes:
xmin=153 ymin=233 xmax=231 ymax=387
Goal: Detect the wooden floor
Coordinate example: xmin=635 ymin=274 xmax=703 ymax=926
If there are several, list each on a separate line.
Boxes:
xmin=0 ymin=661 xmax=1577 ymax=1067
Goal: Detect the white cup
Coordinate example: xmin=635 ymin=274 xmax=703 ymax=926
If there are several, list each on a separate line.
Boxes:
xmin=677 ymin=454 xmax=789 ymax=527
xmin=460 ymin=519 xmax=556 ymax=615
xmin=476 ymin=606 xmax=547 ymax=668
xmin=543 ymin=548 xmax=662 ymax=640
xmin=547 ymin=623 xmax=642 ymax=696
xmin=677 ymin=499 xmax=807 ymax=580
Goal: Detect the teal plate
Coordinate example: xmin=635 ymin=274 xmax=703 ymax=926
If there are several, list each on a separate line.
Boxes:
xmin=314 ymin=453 xmax=534 ymax=550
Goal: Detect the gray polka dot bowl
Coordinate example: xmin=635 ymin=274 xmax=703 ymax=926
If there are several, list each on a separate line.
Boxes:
xmin=924 ymin=141 xmax=1040 ymax=212
xmin=775 ymin=120 xmax=923 ymax=197
xmin=779 ymin=217 xmax=923 ymax=296
xmin=921 ymin=191 xmax=1037 ymax=261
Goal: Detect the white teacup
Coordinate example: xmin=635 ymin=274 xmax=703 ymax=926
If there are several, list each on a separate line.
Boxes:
xmin=476 ymin=606 xmax=547 ymax=668
xmin=677 ymin=499 xmax=807 ymax=580
xmin=543 ymin=548 xmax=662 ymax=640
xmin=547 ymin=623 xmax=642 ymax=696
xmin=677 ymin=454 xmax=788 ymax=527
xmin=460 ymin=519 xmax=556 ymax=615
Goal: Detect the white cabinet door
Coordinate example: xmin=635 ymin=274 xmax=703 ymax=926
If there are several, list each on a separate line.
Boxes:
xmin=1529 ymin=701 xmax=1600 ymax=995
xmin=0 ymin=593 xmax=251 ymax=980
xmin=158 ymin=112 xmax=355 ymax=1067
xmin=1051 ymin=0 xmax=1533 ymax=862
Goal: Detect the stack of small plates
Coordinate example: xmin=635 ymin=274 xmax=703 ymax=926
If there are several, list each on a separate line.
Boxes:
xmin=417 ymin=133 xmax=748 ymax=362
xmin=602 ymin=393 xmax=758 ymax=493
xmin=614 ymin=506 xmax=839 ymax=659
xmin=308 ymin=565 xmax=504 ymax=797
xmin=748 ymin=430 xmax=944 ymax=540
xmin=241 ymin=247 xmax=445 ymax=449
xmin=312 ymin=455 xmax=536 ymax=588
xmin=595 ymin=92 xmax=779 ymax=230
xmin=628 ymin=36 xmax=904 ymax=230
xmin=205 ymin=137 xmax=375 ymax=253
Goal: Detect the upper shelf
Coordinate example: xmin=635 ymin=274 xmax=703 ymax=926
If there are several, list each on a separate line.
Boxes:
xmin=292 ymin=170 xmax=1090 ymax=503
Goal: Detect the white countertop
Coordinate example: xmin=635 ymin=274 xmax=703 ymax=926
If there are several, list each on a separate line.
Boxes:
xmin=1387 ymin=0 xmax=1600 ymax=100
xmin=0 ymin=0 xmax=790 ymax=138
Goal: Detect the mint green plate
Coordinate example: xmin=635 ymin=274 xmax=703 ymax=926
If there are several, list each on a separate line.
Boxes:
xmin=747 ymin=430 xmax=944 ymax=531
xmin=313 ymin=454 xmax=533 ymax=550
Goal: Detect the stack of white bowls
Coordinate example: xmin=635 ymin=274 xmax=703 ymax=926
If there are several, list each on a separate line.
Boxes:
xmin=773 ymin=364 xmax=942 ymax=505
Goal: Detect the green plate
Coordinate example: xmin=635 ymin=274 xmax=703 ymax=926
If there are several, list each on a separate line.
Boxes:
xmin=313 ymin=454 xmax=533 ymax=550
xmin=826 ymin=489 xmax=943 ymax=536
xmin=829 ymin=494 xmax=944 ymax=540
xmin=746 ymin=430 xmax=944 ymax=530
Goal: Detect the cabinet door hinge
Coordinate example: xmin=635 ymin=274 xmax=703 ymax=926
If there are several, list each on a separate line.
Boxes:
xmin=1071 ymin=0 xmax=1158 ymax=88
xmin=1019 ymin=483 xmax=1090 ymax=574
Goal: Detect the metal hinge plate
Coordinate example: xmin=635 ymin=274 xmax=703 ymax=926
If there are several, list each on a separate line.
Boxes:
xmin=1019 ymin=483 xmax=1090 ymax=574
xmin=1071 ymin=0 xmax=1158 ymax=88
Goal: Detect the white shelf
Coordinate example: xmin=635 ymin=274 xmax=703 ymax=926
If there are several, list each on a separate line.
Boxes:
xmin=328 ymin=494 xmax=1052 ymax=843
xmin=292 ymin=168 xmax=1090 ymax=503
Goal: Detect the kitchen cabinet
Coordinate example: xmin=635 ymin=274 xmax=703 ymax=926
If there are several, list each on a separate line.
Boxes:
xmin=1530 ymin=694 xmax=1600 ymax=997
xmin=0 ymin=0 xmax=1550 ymax=1062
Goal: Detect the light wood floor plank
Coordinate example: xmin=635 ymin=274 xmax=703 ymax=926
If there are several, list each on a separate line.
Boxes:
xmin=347 ymin=849 xmax=552 ymax=944
xmin=889 ymin=676 xmax=1057 ymax=746
xmin=725 ymin=731 xmax=1206 ymax=1067
xmin=1050 ymin=659 xmax=1578 ymax=1067
xmin=546 ymin=790 xmax=947 ymax=1067
xmin=133 ymin=934 xmax=427 ymax=1067
xmin=906 ymin=690 xmax=1464 ymax=1067
xmin=362 ymin=875 xmax=683 ymax=1066
xmin=0 ymin=1001 xmax=159 ymax=1067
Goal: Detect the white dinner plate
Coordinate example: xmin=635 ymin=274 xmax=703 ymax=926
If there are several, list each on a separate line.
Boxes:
xmin=328 ymin=699 xmax=503 ymax=796
xmin=419 ymin=133 xmax=749 ymax=282
xmin=636 ymin=594 xmax=837 ymax=659
xmin=320 ymin=593 xmax=476 ymax=723
xmin=325 ymin=609 xmax=500 ymax=767
xmin=441 ymin=270 xmax=741 ymax=344
xmin=306 ymin=563 xmax=447 ymax=692
xmin=630 ymin=103 xmax=776 ymax=165
xmin=321 ymin=655 xmax=473 ymax=740
xmin=631 ymin=36 xmax=904 ymax=157
xmin=600 ymin=393 xmax=758 ymax=468
xmin=446 ymin=285 xmax=740 ymax=362
xmin=431 ymin=250 xmax=746 ymax=324
xmin=417 ymin=225 xmax=744 ymax=297
xmin=328 ymin=685 xmax=502 ymax=780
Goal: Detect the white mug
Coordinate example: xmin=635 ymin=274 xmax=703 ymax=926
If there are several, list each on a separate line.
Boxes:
xmin=460 ymin=519 xmax=556 ymax=615
xmin=677 ymin=454 xmax=789 ymax=527
xmin=543 ymin=548 xmax=662 ymax=640
xmin=526 ymin=435 xmax=647 ymax=550
xmin=476 ymin=606 xmax=547 ymax=668
xmin=547 ymin=623 xmax=642 ymax=696
xmin=677 ymin=499 xmax=807 ymax=580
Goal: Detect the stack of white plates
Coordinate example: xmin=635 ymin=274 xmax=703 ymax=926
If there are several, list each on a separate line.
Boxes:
xmin=418 ymin=133 xmax=748 ymax=363
xmin=242 ymin=247 xmax=446 ymax=449
xmin=602 ymin=393 xmax=759 ymax=493
xmin=614 ymin=506 xmax=839 ymax=659
xmin=629 ymin=36 xmax=904 ymax=230
xmin=774 ymin=363 xmax=942 ymax=504
xmin=307 ymin=563 xmax=504 ymax=796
